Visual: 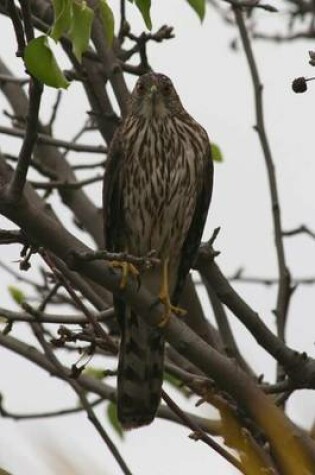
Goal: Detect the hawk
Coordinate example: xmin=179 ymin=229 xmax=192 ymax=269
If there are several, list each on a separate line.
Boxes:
xmin=103 ymin=73 xmax=213 ymax=429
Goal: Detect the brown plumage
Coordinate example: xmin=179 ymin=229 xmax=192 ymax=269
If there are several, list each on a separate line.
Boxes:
xmin=103 ymin=73 xmax=213 ymax=429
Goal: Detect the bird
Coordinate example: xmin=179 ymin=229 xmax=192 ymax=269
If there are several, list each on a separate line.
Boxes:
xmin=103 ymin=72 xmax=213 ymax=429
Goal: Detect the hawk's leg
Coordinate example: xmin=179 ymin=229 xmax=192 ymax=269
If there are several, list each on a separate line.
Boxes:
xmin=158 ymin=258 xmax=186 ymax=327
xmin=110 ymin=260 xmax=139 ymax=289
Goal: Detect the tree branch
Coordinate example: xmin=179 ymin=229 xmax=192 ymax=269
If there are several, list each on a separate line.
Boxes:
xmin=0 ymin=306 xmax=114 ymax=324
xmin=161 ymin=389 xmax=244 ymax=473
xmin=232 ymin=6 xmax=292 ymax=361
xmin=0 ymin=125 xmax=107 ymax=154
xmin=30 ymin=319 xmax=132 ymax=475
xmin=5 ymin=79 xmax=43 ymax=202
xmin=283 ymin=225 xmax=315 ymax=240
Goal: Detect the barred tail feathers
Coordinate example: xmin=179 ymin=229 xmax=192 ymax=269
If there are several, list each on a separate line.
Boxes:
xmin=115 ymin=299 xmax=165 ymax=429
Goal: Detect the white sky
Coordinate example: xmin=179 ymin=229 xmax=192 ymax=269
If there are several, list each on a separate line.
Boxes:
xmin=1 ymin=1 xmax=315 ymax=474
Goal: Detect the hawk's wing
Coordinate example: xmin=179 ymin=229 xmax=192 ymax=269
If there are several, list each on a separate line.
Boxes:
xmin=102 ymin=129 xmax=125 ymax=252
xmin=173 ymin=143 xmax=214 ymax=304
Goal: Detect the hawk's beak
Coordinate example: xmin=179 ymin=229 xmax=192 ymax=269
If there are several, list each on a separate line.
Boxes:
xmin=149 ymin=84 xmax=158 ymax=101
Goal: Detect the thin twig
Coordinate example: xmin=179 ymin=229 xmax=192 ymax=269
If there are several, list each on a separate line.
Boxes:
xmin=0 ymin=306 xmax=114 ymax=324
xmin=202 ymin=278 xmax=254 ymax=375
xmin=0 ymin=228 xmax=27 ymax=245
xmin=30 ymin=321 xmax=132 ymax=475
xmin=72 ymin=159 xmax=106 ymax=170
xmin=5 ymin=79 xmax=43 ymax=202
xmin=0 ymin=394 xmax=104 ymax=420
xmin=0 ymin=258 xmax=44 ymax=289
xmin=222 ymin=0 xmax=277 ymax=11
xmin=283 ymin=225 xmax=315 ymax=240
xmin=30 ymin=174 xmax=103 ymax=190
xmin=47 ymin=90 xmax=62 ymax=130
xmin=62 ymin=119 xmax=92 ymax=158
xmin=4 ymin=153 xmax=57 ymax=180
xmin=37 ymin=282 xmax=61 ymax=312
xmin=0 ymin=125 xmax=107 ymax=153
xmin=6 ymin=0 xmax=25 ymax=57
xmin=41 ymin=250 xmax=117 ymax=354
xmin=119 ymin=0 xmax=126 ymax=40
xmin=18 ymin=0 xmax=34 ymax=43
xmin=161 ymin=389 xmax=244 ymax=473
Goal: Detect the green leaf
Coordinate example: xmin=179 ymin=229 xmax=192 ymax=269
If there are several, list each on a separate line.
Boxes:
xmin=186 ymin=0 xmax=206 ymax=21
xmin=211 ymin=143 xmax=223 ymax=162
xmin=83 ymin=367 xmax=106 ymax=379
xmin=24 ymin=36 xmax=69 ymax=89
xmin=0 ymin=467 xmax=13 ymax=475
xmin=164 ymin=372 xmax=181 ymax=388
xmin=107 ymin=402 xmax=124 ymax=439
xmin=164 ymin=372 xmax=190 ymax=398
xmin=8 ymin=286 xmax=25 ymax=305
xmin=130 ymin=0 xmax=152 ymax=30
xmin=98 ymin=0 xmax=115 ymax=46
xmin=51 ymin=0 xmax=72 ymax=41
xmin=69 ymin=1 xmax=94 ymax=62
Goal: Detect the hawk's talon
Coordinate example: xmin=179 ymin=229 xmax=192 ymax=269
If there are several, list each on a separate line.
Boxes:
xmin=157 ymin=257 xmax=186 ymax=327
xmin=158 ymin=299 xmax=187 ymax=328
xmin=158 ymin=293 xmax=187 ymax=328
xmin=157 ymin=301 xmax=187 ymax=328
xmin=157 ymin=309 xmax=171 ymax=328
xmin=110 ymin=260 xmax=139 ymax=289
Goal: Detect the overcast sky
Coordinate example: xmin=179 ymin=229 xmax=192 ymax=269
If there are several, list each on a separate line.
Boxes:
xmin=1 ymin=1 xmax=315 ymax=474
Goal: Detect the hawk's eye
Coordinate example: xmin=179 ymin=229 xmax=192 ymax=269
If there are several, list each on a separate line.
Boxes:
xmin=137 ymin=82 xmax=146 ymax=94
xmin=162 ymin=83 xmax=172 ymax=95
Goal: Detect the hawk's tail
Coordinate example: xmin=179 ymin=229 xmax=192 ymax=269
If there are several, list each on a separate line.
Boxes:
xmin=115 ymin=299 xmax=165 ymax=429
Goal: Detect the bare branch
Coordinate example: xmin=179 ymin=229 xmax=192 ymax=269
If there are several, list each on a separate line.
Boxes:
xmin=90 ymin=14 xmax=130 ymax=116
xmin=283 ymin=225 xmax=315 ymax=240
xmin=6 ymin=0 xmax=25 ymax=57
xmin=233 ymin=7 xmax=293 ymax=365
xmin=30 ymin=174 xmax=103 ymax=190
xmin=0 ymin=394 xmax=104 ymax=420
xmin=0 ymin=228 xmax=27 ymax=245
xmin=30 ymin=319 xmax=132 ymax=475
xmin=18 ymin=0 xmax=34 ymax=43
xmin=0 ymin=125 xmax=107 ymax=154
xmin=5 ymin=80 xmax=43 ymax=202
xmin=202 ymin=277 xmax=255 ymax=375
xmin=161 ymin=389 xmax=244 ymax=473
xmin=47 ymin=90 xmax=62 ymax=131
xmin=0 ymin=306 xmax=114 ymax=324
xmin=222 ymin=0 xmax=277 ymax=11
xmin=41 ymin=250 xmax=117 ymax=355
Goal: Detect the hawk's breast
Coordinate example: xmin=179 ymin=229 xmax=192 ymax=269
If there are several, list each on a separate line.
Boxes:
xmin=122 ymin=115 xmax=206 ymax=259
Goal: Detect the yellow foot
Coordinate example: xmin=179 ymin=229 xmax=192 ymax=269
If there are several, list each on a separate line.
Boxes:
xmin=158 ymin=293 xmax=187 ymax=328
xmin=110 ymin=260 xmax=139 ymax=289
xmin=157 ymin=257 xmax=186 ymax=327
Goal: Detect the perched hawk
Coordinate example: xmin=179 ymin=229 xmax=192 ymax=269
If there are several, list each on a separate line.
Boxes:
xmin=103 ymin=73 xmax=213 ymax=428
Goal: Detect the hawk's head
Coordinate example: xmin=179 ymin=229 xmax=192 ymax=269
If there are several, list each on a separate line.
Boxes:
xmin=130 ymin=73 xmax=184 ymax=118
